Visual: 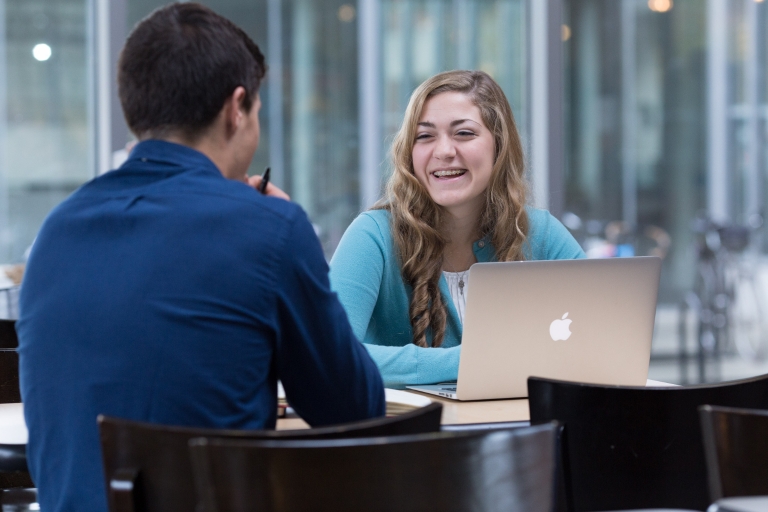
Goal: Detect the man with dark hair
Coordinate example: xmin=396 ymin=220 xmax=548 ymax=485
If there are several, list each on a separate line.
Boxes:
xmin=16 ymin=4 xmax=384 ymax=511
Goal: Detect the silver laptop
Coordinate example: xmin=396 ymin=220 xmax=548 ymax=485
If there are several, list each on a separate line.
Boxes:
xmin=407 ymin=256 xmax=661 ymax=400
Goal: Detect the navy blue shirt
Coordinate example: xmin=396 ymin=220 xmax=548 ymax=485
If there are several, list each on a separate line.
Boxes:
xmin=17 ymin=140 xmax=385 ymax=512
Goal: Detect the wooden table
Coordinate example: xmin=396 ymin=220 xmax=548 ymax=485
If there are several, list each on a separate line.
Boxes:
xmin=276 ymin=391 xmax=531 ymax=430
xmin=276 ymin=380 xmax=674 ymax=430
xmin=0 ymin=397 xmax=530 ymax=434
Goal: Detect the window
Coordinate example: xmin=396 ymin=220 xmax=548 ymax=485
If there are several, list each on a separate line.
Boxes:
xmin=0 ymin=0 xmax=92 ymax=263
xmin=563 ymin=0 xmax=768 ymax=299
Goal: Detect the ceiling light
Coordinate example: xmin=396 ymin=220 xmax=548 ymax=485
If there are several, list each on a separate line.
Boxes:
xmin=648 ymin=0 xmax=673 ymax=12
xmin=32 ymin=43 xmax=52 ymax=62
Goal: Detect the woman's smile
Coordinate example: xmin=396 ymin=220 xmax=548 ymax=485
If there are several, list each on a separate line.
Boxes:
xmin=431 ymin=168 xmax=468 ymax=179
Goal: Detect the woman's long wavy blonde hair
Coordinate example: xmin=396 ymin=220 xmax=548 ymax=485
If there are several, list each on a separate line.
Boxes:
xmin=376 ymin=70 xmax=529 ymax=348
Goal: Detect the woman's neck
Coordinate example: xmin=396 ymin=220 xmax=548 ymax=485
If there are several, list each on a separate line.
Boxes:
xmin=442 ymin=205 xmax=482 ymax=272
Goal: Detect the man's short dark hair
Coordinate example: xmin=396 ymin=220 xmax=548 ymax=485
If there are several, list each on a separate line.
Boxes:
xmin=118 ymin=2 xmax=266 ymax=139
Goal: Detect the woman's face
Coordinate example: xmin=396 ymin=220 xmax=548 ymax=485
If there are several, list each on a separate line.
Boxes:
xmin=411 ymin=91 xmax=495 ymax=218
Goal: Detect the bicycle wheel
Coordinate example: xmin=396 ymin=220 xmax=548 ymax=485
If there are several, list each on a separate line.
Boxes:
xmin=693 ymin=258 xmax=721 ymax=353
xmin=729 ymin=262 xmax=767 ymax=361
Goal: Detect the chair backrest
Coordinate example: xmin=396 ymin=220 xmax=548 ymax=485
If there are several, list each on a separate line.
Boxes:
xmin=0 ymin=351 xmax=20 ymax=405
xmin=189 ymin=422 xmax=559 ymax=512
xmin=0 ymin=320 xmax=20 ymax=403
xmin=699 ymin=405 xmax=768 ymax=500
xmin=527 ymin=374 xmax=768 ymax=512
xmin=0 ymin=320 xmax=22 ymax=406
xmin=98 ymin=402 xmax=442 ymax=512
xmin=0 ymin=320 xmax=18 ymax=350
xmin=0 ymin=319 xmax=32 ymax=490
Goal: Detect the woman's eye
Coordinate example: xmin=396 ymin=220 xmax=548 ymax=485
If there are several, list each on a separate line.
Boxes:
xmin=456 ymin=130 xmax=476 ymax=137
xmin=415 ymin=133 xmax=433 ymax=141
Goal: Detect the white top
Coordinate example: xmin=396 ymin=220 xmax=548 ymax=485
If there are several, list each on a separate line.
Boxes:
xmin=443 ymin=270 xmax=470 ymax=325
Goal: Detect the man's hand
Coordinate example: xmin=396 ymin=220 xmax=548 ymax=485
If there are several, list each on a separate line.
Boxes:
xmin=248 ymin=175 xmax=291 ymax=200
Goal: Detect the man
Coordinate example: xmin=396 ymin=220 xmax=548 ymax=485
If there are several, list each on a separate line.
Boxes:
xmin=16 ymin=4 xmax=385 ymax=511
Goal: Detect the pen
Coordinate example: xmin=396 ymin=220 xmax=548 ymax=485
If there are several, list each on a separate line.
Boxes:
xmin=258 ymin=167 xmax=271 ymax=194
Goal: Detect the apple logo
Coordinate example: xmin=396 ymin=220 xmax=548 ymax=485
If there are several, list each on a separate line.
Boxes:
xmin=549 ymin=313 xmax=573 ymax=341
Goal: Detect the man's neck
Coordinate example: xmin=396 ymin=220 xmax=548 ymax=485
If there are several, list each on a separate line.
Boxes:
xmin=150 ymin=131 xmax=239 ymax=182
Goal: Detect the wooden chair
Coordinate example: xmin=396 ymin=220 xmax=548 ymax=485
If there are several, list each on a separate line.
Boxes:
xmin=699 ymin=405 xmax=768 ymax=500
xmin=0 ymin=319 xmax=20 ymax=404
xmin=0 ymin=320 xmax=35 ymax=498
xmin=189 ymin=422 xmax=559 ymax=512
xmin=0 ymin=320 xmax=17 ymax=349
xmin=99 ymin=401 xmax=442 ymax=512
xmin=527 ymin=374 xmax=768 ymax=512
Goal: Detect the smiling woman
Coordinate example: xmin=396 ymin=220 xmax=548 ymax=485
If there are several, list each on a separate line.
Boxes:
xmin=328 ymin=70 xmax=586 ymax=388
xmin=411 ymin=91 xmax=496 ymax=219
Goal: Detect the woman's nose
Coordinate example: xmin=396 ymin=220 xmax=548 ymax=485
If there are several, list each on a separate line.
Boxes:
xmin=433 ymin=135 xmax=456 ymax=160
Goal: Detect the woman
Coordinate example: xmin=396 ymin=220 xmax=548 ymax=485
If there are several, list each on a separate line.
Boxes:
xmin=330 ymin=70 xmax=585 ymax=387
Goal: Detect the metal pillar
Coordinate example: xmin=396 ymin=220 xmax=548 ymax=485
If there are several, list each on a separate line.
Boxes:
xmin=0 ymin=0 xmax=8 ymax=260
xmin=267 ymin=0 xmax=285 ymax=188
xmin=707 ymin=0 xmax=729 ymax=222
xmin=621 ymin=0 xmax=638 ymax=226
xmin=529 ymin=0 xmax=565 ymax=216
xmin=358 ymin=0 xmax=382 ymax=209
xmin=744 ymin=0 xmax=761 ymax=222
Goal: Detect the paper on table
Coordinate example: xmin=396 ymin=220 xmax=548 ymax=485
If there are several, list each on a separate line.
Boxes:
xmin=385 ymin=388 xmax=431 ymax=416
xmin=0 ymin=403 xmax=27 ymax=445
xmin=645 ymin=379 xmax=679 ymax=387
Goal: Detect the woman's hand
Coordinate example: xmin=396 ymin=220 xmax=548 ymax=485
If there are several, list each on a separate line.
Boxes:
xmin=248 ymin=175 xmax=291 ymax=200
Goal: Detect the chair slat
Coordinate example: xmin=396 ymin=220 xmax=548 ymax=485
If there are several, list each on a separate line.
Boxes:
xmin=699 ymin=405 xmax=768 ymax=500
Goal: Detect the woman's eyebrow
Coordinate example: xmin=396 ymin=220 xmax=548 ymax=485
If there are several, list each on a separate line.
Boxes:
xmin=417 ymin=119 xmax=481 ymax=128
xmin=451 ymin=118 xmax=481 ymax=127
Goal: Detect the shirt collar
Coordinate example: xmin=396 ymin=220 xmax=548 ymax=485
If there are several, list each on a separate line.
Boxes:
xmin=123 ymin=139 xmax=222 ymax=176
xmin=473 ymin=234 xmax=495 ymax=262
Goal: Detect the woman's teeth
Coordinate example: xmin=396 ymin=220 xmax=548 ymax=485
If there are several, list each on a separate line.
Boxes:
xmin=433 ymin=169 xmax=466 ymax=178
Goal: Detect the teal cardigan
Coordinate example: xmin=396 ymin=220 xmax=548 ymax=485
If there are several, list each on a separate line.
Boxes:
xmin=329 ymin=207 xmax=586 ymax=387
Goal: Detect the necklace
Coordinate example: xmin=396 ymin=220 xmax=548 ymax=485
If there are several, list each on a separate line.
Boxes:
xmin=457 ymin=271 xmax=468 ymax=294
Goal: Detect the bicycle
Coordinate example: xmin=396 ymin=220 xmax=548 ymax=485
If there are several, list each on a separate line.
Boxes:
xmin=686 ymin=213 xmax=766 ymax=370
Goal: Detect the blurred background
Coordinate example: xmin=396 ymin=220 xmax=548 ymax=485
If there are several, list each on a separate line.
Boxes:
xmin=0 ymin=0 xmax=766 ymax=384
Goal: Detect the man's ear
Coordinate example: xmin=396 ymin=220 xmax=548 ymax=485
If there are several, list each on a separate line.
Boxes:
xmin=223 ymin=86 xmax=248 ymax=138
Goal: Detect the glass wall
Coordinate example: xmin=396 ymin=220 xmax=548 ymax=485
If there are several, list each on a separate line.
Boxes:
xmin=725 ymin=0 xmax=767 ymax=229
xmin=128 ymin=0 xmax=361 ymax=255
xmin=0 ymin=0 xmax=525 ymax=267
xmin=5 ymin=0 xmax=765 ymax=278
xmin=0 ymin=0 xmax=92 ymax=263
xmin=563 ymin=0 xmax=768 ymax=301
xmin=126 ymin=0 xmax=272 ymax=181
xmin=126 ymin=0 xmax=527 ymax=256
xmin=381 ymin=0 xmax=527 ymax=157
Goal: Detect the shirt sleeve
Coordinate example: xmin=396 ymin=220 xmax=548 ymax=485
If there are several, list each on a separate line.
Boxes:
xmin=329 ymin=213 xmax=462 ymax=387
xmin=328 ymin=213 xmax=385 ymax=342
xmin=363 ymin=343 xmax=462 ymax=388
xmin=273 ymin=209 xmax=385 ymax=426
